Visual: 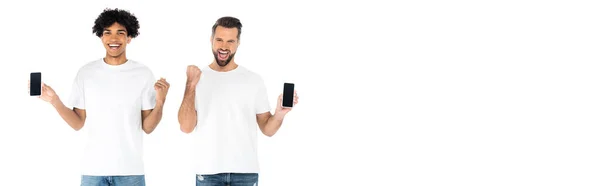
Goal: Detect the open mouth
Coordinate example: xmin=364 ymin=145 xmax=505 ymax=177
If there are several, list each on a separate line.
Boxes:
xmin=217 ymin=49 xmax=229 ymax=60
xmin=108 ymin=43 xmax=121 ymax=50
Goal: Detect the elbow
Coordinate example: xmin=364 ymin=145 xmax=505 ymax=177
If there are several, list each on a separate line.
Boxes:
xmin=261 ymin=130 xmax=276 ymax=137
xmin=141 ymin=122 xmax=156 ymax=134
xmin=178 ymin=117 xmax=196 ymax=134
xmin=143 ymin=128 xmax=154 ymax=134
xmin=179 ymin=120 xmax=195 ymax=134
xmin=73 ymin=126 xmax=83 ymax=131
xmin=73 ymin=122 xmax=84 ymax=131
xmin=180 ymin=124 xmax=194 ymax=134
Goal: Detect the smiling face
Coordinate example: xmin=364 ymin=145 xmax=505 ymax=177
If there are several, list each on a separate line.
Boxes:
xmin=211 ymin=26 xmax=240 ymax=67
xmin=101 ymin=22 xmax=131 ymax=58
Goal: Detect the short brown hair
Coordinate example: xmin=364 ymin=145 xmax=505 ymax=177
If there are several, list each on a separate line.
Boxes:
xmin=212 ymin=16 xmax=242 ymax=39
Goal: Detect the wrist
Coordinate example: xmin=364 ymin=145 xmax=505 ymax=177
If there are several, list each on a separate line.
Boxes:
xmin=273 ymin=112 xmax=285 ymax=120
xmin=50 ymin=96 xmax=62 ymax=107
xmin=186 ymin=81 xmax=197 ymax=87
xmin=185 ymin=84 xmax=197 ymax=93
xmin=155 ymin=99 xmax=165 ymax=107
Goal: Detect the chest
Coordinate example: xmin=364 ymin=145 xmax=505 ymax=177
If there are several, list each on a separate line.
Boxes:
xmin=197 ymin=75 xmax=258 ymax=108
xmin=82 ymin=72 xmax=149 ymax=108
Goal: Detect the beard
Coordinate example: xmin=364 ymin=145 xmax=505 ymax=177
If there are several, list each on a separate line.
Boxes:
xmin=213 ymin=49 xmax=236 ymax=67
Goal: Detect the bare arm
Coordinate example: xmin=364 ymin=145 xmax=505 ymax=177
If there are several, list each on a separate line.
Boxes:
xmin=178 ymin=83 xmax=197 ymax=133
xmin=256 ymin=91 xmax=299 ymax=137
xmin=51 ymin=98 xmax=86 ymax=131
xmin=178 ymin=65 xmax=201 ymax=134
xmin=37 ymin=83 xmax=86 ymax=131
xmin=141 ymin=102 xmax=164 ymax=134
xmin=141 ymin=78 xmax=170 ymax=134
xmin=256 ymin=112 xmax=284 ymax=137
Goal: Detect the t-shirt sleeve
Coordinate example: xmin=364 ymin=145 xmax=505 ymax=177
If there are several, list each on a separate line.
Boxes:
xmin=68 ymin=71 xmax=85 ymax=109
xmin=142 ymin=72 xmax=157 ymax=110
xmin=255 ymin=77 xmax=271 ymax=114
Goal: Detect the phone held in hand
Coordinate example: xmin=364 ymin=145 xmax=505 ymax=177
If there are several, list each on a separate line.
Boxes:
xmin=282 ymin=83 xmax=294 ymax=108
xmin=30 ymin=72 xmax=42 ymax=96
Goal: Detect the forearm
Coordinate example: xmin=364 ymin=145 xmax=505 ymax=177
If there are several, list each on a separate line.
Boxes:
xmin=262 ymin=114 xmax=285 ymax=137
xmin=51 ymin=97 xmax=84 ymax=131
xmin=178 ymin=85 xmax=197 ymax=133
xmin=142 ymin=102 xmax=164 ymax=134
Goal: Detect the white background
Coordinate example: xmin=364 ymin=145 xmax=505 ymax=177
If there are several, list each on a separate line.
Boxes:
xmin=0 ymin=0 xmax=599 ymax=185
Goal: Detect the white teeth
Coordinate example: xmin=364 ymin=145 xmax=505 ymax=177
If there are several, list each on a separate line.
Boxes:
xmin=219 ymin=51 xmax=228 ymax=54
xmin=109 ymin=44 xmax=120 ymax=47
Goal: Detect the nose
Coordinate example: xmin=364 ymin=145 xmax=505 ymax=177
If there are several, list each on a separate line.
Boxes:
xmin=217 ymin=43 xmax=227 ymax=50
xmin=107 ymin=34 xmax=119 ymax=42
xmin=222 ymin=44 xmax=233 ymax=51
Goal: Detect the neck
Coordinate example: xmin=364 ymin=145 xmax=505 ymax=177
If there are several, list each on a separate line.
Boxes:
xmin=210 ymin=59 xmax=238 ymax=72
xmin=103 ymin=53 xmax=128 ymax=66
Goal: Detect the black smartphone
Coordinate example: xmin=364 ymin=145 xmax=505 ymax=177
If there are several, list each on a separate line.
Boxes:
xmin=30 ymin=72 xmax=42 ymax=96
xmin=282 ymin=83 xmax=294 ymax=108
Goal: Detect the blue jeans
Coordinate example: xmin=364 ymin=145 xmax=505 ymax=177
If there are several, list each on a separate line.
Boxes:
xmin=196 ymin=173 xmax=259 ymax=186
xmin=81 ymin=175 xmax=145 ymax=186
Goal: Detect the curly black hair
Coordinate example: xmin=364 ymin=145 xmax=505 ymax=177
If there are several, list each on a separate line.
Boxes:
xmin=92 ymin=8 xmax=140 ymax=38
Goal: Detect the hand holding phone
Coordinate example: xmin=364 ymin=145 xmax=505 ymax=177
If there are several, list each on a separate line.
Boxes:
xmin=275 ymin=83 xmax=298 ymax=117
xmin=29 ymin=72 xmax=58 ymax=103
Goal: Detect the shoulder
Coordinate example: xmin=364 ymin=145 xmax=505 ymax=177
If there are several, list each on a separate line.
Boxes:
xmin=200 ymin=65 xmax=212 ymax=73
xmin=74 ymin=59 xmax=101 ymax=78
xmin=128 ymin=60 xmax=155 ymax=77
xmin=238 ymin=66 xmax=265 ymax=83
xmin=78 ymin=59 xmax=100 ymax=71
xmin=128 ymin=60 xmax=150 ymax=70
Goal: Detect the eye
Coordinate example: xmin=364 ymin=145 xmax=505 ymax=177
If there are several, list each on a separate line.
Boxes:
xmin=227 ymin=40 xmax=235 ymax=43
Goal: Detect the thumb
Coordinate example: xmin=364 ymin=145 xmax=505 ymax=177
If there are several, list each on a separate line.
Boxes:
xmin=277 ymin=94 xmax=283 ymax=107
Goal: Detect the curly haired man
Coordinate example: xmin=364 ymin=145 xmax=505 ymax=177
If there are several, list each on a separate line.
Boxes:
xmin=30 ymin=8 xmax=169 ymax=186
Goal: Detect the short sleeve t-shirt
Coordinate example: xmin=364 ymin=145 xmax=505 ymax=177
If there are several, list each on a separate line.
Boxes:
xmin=192 ymin=65 xmax=271 ymax=175
xmin=68 ymin=59 xmax=156 ymax=175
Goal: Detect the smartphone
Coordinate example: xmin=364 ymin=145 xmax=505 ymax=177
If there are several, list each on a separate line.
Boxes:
xmin=30 ymin=72 xmax=42 ymax=96
xmin=282 ymin=83 xmax=294 ymax=108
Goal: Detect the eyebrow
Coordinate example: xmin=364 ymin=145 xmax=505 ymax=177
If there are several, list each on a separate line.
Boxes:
xmin=103 ymin=29 xmax=127 ymax=32
xmin=215 ymin=37 xmax=235 ymax=41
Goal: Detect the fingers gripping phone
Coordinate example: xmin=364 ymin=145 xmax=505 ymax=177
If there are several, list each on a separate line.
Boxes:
xmin=282 ymin=83 xmax=294 ymax=108
xmin=30 ymin=72 xmax=42 ymax=96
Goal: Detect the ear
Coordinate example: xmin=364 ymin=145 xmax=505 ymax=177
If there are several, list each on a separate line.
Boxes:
xmin=127 ymin=37 xmax=132 ymax=44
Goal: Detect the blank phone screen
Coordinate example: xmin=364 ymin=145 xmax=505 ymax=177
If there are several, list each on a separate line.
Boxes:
xmin=283 ymin=83 xmax=294 ymax=107
xmin=30 ymin=72 xmax=41 ymax=96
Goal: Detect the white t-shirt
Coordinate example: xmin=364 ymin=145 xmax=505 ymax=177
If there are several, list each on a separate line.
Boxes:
xmin=68 ymin=59 xmax=156 ymax=176
xmin=192 ymin=65 xmax=271 ymax=175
